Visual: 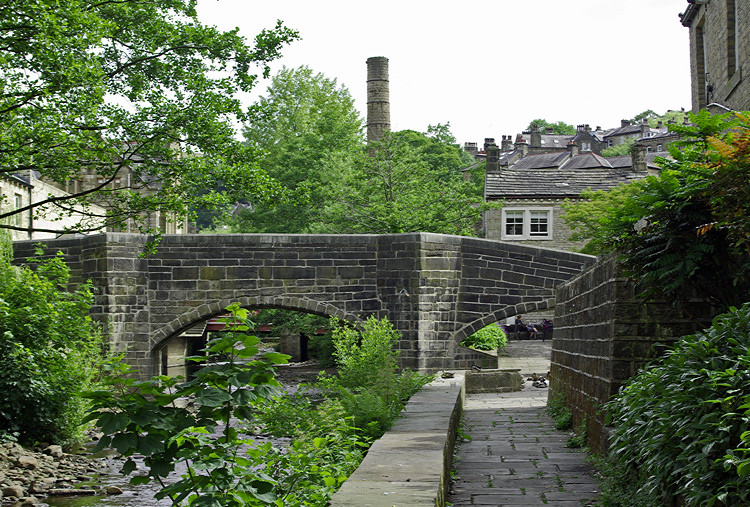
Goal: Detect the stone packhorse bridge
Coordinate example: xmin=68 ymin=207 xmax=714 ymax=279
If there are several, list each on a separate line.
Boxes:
xmin=13 ymin=233 xmax=595 ymax=378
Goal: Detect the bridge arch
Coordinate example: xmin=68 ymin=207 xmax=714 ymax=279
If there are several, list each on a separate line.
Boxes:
xmin=452 ymin=298 xmax=556 ymax=344
xmin=151 ymin=295 xmax=361 ymax=353
xmin=13 ymin=232 xmax=595 ymax=379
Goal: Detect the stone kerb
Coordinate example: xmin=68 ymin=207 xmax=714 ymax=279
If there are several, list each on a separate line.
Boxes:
xmin=329 ymin=372 xmax=465 ymax=507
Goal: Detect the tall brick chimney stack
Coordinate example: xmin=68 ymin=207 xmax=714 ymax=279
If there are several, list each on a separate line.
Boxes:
xmin=366 ymin=56 xmax=390 ymax=143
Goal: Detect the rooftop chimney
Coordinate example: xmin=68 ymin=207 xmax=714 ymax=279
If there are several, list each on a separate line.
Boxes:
xmin=530 ymin=124 xmax=541 ymax=148
xmin=486 ymin=141 xmax=500 ymax=172
xmin=632 ymin=144 xmax=647 ymax=173
xmin=567 ymin=140 xmax=579 ymax=157
xmin=366 ymin=56 xmax=390 ymax=143
xmin=515 ymin=134 xmax=528 ymax=156
xmin=621 ymin=119 xmax=631 ymax=127
xmin=501 ymin=135 xmax=513 ymax=151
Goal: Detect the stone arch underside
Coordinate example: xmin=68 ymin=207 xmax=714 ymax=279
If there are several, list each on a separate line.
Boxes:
xmin=452 ymin=297 xmax=556 ymax=345
xmin=150 ymin=295 xmax=360 ymax=352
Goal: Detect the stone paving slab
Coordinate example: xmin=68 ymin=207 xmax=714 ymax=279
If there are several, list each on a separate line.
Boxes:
xmin=447 ymin=382 xmax=600 ymax=506
xmin=496 ymin=340 xmax=553 ymax=376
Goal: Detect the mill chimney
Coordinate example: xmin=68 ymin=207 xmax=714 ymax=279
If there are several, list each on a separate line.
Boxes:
xmin=366 ymin=56 xmax=390 ymax=143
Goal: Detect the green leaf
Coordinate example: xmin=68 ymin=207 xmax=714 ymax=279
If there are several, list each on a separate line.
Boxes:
xmin=196 ymin=388 xmax=232 ymax=407
xmin=120 ymin=458 xmax=136 ymax=475
xmin=111 ymin=433 xmax=138 ymax=455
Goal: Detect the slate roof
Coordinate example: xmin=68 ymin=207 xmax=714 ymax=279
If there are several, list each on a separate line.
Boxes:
xmin=485 ymin=166 xmax=644 ymax=199
xmin=603 ymin=124 xmax=643 ymax=138
xmin=519 ymin=133 xmax=574 ymax=148
xmin=484 ymin=150 xmax=667 ymax=199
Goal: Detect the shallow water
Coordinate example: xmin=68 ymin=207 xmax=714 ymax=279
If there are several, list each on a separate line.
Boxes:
xmin=42 ymin=363 xmax=321 ymax=507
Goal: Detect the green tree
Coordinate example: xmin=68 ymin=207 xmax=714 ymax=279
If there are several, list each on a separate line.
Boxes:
xmin=0 ymin=249 xmax=102 ymax=445
xmin=630 ymin=109 xmax=689 ymax=128
xmin=563 ymin=111 xmax=750 ymax=310
xmin=317 ymin=131 xmax=493 ymax=235
xmin=227 ymin=66 xmax=363 ymax=233
xmin=526 ymin=119 xmax=576 ymax=135
xmin=601 ymin=137 xmax=636 ymax=157
xmin=0 ymin=0 xmax=298 ymax=237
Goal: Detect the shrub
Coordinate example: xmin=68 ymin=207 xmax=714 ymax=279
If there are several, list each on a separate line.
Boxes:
xmin=605 ymin=303 xmax=750 ymax=506
xmin=317 ymin=316 xmax=433 ymax=441
xmin=460 ymin=324 xmax=507 ymax=350
xmin=0 ymin=250 xmax=102 ymax=445
xmin=546 ymin=393 xmax=572 ymax=431
xmin=85 ymin=304 xmax=292 ymax=506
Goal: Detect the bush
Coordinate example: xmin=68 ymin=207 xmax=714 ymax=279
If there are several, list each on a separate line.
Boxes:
xmin=0 ymin=251 xmax=102 ymax=445
xmin=317 ymin=316 xmax=433 ymax=441
xmin=605 ymin=303 xmax=750 ymax=506
xmin=460 ymin=324 xmax=507 ymax=350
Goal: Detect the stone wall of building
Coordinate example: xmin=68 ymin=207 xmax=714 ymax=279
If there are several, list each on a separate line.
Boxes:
xmin=484 ymin=199 xmax=588 ymax=252
xmin=684 ymin=0 xmax=750 ymax=112
xmin=550 ymin=254 xmax=718 ymax=454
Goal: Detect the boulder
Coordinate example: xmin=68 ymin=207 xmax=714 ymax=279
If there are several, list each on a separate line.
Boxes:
xmin=43 ymin=445 xmax=63 ymax=458
xmin=2 ymin=484 xmax=24 ymax=498
xmin=16 ymin=456 xmax=38 ymax=470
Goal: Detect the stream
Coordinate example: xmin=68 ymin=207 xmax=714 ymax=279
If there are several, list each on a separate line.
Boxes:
xmin=41 ymin=363 xmax=324 ymax=507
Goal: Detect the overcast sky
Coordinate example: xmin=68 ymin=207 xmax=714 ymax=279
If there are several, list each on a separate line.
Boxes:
xmin=196 ymin=0 xmax=692 ymax=145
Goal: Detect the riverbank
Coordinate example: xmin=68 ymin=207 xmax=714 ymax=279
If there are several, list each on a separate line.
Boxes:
xmin=0 ymin=441 xmax=112 ymax=506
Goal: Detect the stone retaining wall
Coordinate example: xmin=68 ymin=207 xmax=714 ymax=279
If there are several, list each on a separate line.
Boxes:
xmin=329 ymin=373 xmax=465 ymax=507
xmin=550 ymin=254 xmax=717 ymax=454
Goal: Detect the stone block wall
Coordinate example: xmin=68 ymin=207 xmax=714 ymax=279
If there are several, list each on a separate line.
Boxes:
xmin=14 ymin=232 xmax=594 ymax=379
xmin=684 ymin=1 xmax=750 ymax=112
xmin=550 ymin=254 xmax=718 ymax=454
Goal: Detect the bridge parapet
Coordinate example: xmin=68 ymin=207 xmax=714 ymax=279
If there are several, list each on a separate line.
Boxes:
xmin=13 ymin=233 xmax=595 ymax=378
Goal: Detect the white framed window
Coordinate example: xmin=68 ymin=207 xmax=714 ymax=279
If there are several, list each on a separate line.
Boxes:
xmin=501 ymin=207 xmax=552 ymax=240
xmin=504 ymin=210 xmax=524 ymax=237
xmin=14 ymin=193 xmax=22 ymax=226
xmin=581 ymin=141 xmax=591 ymax=152
xmin=657 ymin=144 xmax=663 ymax=152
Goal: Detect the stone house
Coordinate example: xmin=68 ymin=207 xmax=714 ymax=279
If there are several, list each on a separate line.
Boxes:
xmin=0 ymin=171 xmax=109 ymax=241
xmin=681 ymin=0 xmax=750 ymax=113
xmin=3 ymin=147 xmax=189 ymax=240
xmin=483 ymin=141 xmax=662 ymax=251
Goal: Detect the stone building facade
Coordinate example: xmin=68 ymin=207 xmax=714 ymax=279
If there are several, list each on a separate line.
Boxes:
xmin=483 ymin=142 xmax=660 ymax=251
xmin=681 ymin=0 xmax=750 ymax=112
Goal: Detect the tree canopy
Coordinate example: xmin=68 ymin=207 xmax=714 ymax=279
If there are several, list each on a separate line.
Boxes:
xmin=317 ymin=130 xmax=491 ymax=235
xmin=563 ymin=111 xmax=750 ymax=310
xmin=228 ymin=66 xmax=363 ymax=233
xmin=0 ymin=0 xmax=298 ymax=236
xmin=526 ymin=119 xmax=576 ymax=135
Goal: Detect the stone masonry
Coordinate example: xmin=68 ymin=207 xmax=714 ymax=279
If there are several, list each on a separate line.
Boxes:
xmin=682 ymin=0 xmax=750 ymax=112
xmin=550 ymin=254 xmax=718 ymax=454
xmin=13 ymin=232 xmax=595 ymax=379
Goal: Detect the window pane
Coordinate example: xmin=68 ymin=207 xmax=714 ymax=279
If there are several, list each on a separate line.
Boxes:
xmin=505 ymin=211 xmax=523 ymax=236
xmin=529 ymin=211 xmax=549 ymax=236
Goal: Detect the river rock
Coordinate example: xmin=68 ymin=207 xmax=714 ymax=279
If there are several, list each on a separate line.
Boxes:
xmin=2 ymin=484 xmax=24 ymax=497
xmin=106 ymin=486 xmax=123 ymax=495
xmin=43 ymin=446 xmax=63 ymax=458
xmin=16 ymin=457 xmax=38 ymax=470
